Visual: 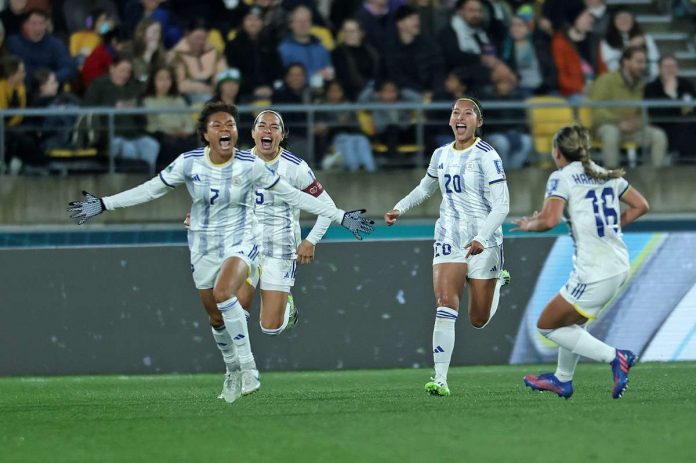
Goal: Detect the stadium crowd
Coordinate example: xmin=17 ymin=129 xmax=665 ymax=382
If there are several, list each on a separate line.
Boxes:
xmin=1 ymin=0 xmax=695 ymax=175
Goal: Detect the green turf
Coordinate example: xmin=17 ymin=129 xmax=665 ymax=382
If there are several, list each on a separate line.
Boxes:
xmin=1 ymin=363 xmax=695 ymax=463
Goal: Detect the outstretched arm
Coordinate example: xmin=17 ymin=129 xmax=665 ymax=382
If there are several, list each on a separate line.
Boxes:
xmin=384 ymin=174 xmax=439 ymax=225
xmin=513 ymin=197 xmax=565 ymax=232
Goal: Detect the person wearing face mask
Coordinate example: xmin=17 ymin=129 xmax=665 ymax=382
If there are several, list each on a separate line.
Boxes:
xmin=67 ymin=100 xmax=374 ymax=404
xmin=69 ymin=9 xmax=115 ymax=69
xmin=384 ymin=97 xmax=511 ymax=397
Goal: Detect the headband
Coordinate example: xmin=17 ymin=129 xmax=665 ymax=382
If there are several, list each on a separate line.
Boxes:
xmin=456 ymin=98 xmax=482 ymax=116
xmin=254 ymin=110 xmax=285 ymax=132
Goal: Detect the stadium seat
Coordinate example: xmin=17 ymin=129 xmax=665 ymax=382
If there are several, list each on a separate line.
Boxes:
xmin=526 ymin=96 xmax=575 ymax=168
xmin=357 ymin=110 xmax=421 ymax=166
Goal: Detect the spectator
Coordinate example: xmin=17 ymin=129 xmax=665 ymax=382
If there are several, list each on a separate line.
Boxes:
xmin=358 ymin=78 xmax=421 ymax=158
xmin=585 ymin=0 xmax=610 ymax=38
xmin=122 ymin=0 xmax=182 ymax=49
xmin=599 ymin=8 xmax=660 ymax=80
xmin=83 ymin=56 xmax=160 ymax=173
xmin=410 ymin=0 xmax=449 ymax=40
xmin=589 ymin=46 xmax=667 ymax=168
xmin=141 ymin=64 xmax=198 ymax=168
xmin=0 ymin=0 xmax=28 ymax=37
xmin=551 ymin=7 xmax=604 ymax=101
xmin=355 ymin=0 xmax=397 ymax=56
xmin=383 ymin=5 xmax=445 ymax=100
xmin=331 ymin=19 xmax=380 ymax=101
xmin=169 ymin=18 xmax=227 ymax=104
xmin=315 ymin=80 xmax=377 ymax=172
xmin=540 ymin=0 xmax=584 ymax=31
xmin=501 ymin=14 xmax=557 ymax=96
xmin=1 ymin=56 xmax=45 ymax=173
xmin=429 ymin=68 xmax=471 ymax=149
xmin=273 ymin=62 xmax=312 ymax=157
xmin=80 ymin=26 xmax=128 ymax=90
xmin=644 ymin=55 xmax=696 ymax=163
xmin=130 ymin=18 xmax=167 ymax=83
xmin=6 ymin=9 xmax=78 ymax=86
xmin=62 ymin=0 xmax=120 ymax=35
xmin=481 ymin=72 xmax=532 ymax=169
xmin=278 ymin=5 xmax=334 ymax=92
xmin=224 ymin=7 xmax=284 ymax=103
xmin=69 ymin=9 xmax=117 ymax=70
xmin=212 ymin=68 xmax=242 ymax=106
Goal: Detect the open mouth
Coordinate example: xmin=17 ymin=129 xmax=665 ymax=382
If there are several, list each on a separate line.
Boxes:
xmin=455 ymin=123 xmax=467 ymax=134
xmin=260 ymin=136 xmax=273 ymax=150
xmin=220 ymin=134 xmax=232 ymax=149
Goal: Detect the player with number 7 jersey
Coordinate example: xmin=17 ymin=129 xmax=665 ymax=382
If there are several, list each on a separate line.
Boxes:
xmin=514 ymin=126 xmax=649 ymax=400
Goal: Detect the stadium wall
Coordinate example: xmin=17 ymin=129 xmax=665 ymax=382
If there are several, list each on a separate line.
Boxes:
xmin=2 ymin=165 xmax=696 ymax=225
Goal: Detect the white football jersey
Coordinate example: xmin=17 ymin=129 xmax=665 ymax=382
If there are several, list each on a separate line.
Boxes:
xmin=253 ymin=148 xmax=325 ymax=259
xmin=159 ymin=146 xmax=280 ymax=257
xmin=545 ymin=161 xmax=631 ymax=282
xmin=427 ymin=138 xmax=508 ymax=248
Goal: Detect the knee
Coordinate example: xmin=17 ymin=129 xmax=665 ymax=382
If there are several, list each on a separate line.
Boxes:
xmin=435 ymin=293 xmax=459 ymax=310
xmin=213 ymin=286 xmax=234 ymax=304
xmin=260 ymin=319 xmax=283 ymax=335
xmin=469 ymin=315 xmax=488 ymax=329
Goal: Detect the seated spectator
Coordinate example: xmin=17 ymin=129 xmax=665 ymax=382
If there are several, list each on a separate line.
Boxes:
xmin=501 ymin=14 xmax=557 ymax=96
xmin=122 ymin=0 xmax=182 ymax=49
xmin=272 ymin=62 xmax=312 ymax=158
xmin=481 ymin=72 xmax=532 ymax=169
xmin=141 ymin=64 xmax=198 ymax=168
xmin=551 ymin=7 xmax=604 ymax=102
xmin=429 ymin=68 xmax=472 ymax=149
xmin=358 ymin=78 xmax=421 ymax=158
xmin=412 ymin=0 xmax=450 ymax=40
xmin=354 ymin=0 xmax=397 ymax=57
xmin=331 ymin=19 xmax=380 ymax=101
xmin=80 ymin=26 xmax=129 ymax=90
xmin=278 ymin=5 xmax=334 ymax=92
xmin=83 ymin=56 xmax=160 ymax=173
xmin=6 ymin=9 xmax=78 ymax=86
xmin=69 ymin=9 xmax=116 ymax=69
xmin=129 ymin=18 xmax=167 ymax=83
xmin=224 ymin=7 xmax=283 ymax=103
xmin=316 ymin=80 xmax=377 ymax=172
xmin=645 ymin=55 xmax=696 ymax=163
xmin=0 ymin=55 xmax=44 ymax=173
xmin=599 ymin=8 xmax=660 ymax=80
xmin=169 ymin=18 xmax=227 ymax=104
xmin=383 ymin=5 xmax=445 ymax=100
xmin=63 ymin=0 xmax=120 ymax=35
xmin=585 ymin=0 xmax=610 ymax=38
xmin=0 ymin=0 xmax=29 ymax=37
xmin=212 ymin=68 xmax=242 ymax=106
xmin=589 ymin=46 xmax=667 ymax=168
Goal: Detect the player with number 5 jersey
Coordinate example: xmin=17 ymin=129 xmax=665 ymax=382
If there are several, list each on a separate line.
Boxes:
xmin=514 ymin=126 xmax=649 ymax=399
xmin=384 ymin=97 xmax=511 ymax=397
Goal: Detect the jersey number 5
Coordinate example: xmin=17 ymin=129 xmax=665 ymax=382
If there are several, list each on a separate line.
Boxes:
xmin=585 ymin=188 xmax=619 ymax=237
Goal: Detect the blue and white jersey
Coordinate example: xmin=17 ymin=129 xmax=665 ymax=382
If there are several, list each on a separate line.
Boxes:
xmin=253 ymin=148 xmax=324 ymax=259
xmin=545 ymin=161 xmax=630 ymax=282
xmin=159 ymin=146 xmax=280 ymax=257
xmin=426 ymin=138 xmax=507 ymax=248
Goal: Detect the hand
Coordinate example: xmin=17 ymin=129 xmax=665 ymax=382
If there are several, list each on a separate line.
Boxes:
xmin=67 ymin=190 xmax=105 ymax=225
xmin=296 ymin=240 xmax=315 ymax=264
xmin=464 ymin=240 xmax=484 ymax=257
xmin=512 ymin=211 xmax=538 ymax=232
xmin=384 ymin=209 xmax=401 ymax=226
xmin=183 ymin=212 xmax=190 ymax=229
xmin=340 ymin=209 xmax=375 ymax=240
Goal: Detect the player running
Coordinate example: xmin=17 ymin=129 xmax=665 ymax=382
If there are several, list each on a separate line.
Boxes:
xmin=384 ymin=97 xmax=511 ymax=397
xmin=514 ymin=125 xmax=649 ymax=399
xmin=67 ymin=101 xmax=374 ymax=404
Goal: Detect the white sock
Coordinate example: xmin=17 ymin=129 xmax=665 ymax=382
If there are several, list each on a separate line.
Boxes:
xmin=242 ymin=308 xmax=250 ymax=322
xmin=218 ymin=297 xmax=256 ymax=370
xmin=541 ymin=325 xmax=616 ymax=363
xmin=479 ymin=278 xmax=502 ymax=329
xmin=555 ymin=347 xmax=579 ymax=382
xmin=433 ymin=307 xmax=458 ymax=380
xmin=211 ymin=325 xmax=239 ymax=372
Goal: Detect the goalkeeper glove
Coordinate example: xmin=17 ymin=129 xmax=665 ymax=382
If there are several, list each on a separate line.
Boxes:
xmin=67 ymin=190 xmax=106 ymax=225
xmin=341 ymin=209 xmax=375 ymax=240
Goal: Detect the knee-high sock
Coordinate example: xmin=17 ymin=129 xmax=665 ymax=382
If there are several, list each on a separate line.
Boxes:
xmin=541 ymin=325 xmax=615 ymax=363
xmin=479 ymin=278 xmax=503 ymax=329
xmin=211 ymin=325 xmax=239 ymax=372
xmin=433 ymin=307 xmax=458 ymax=379
xmin=555 ymin=347 xmax=580 ymax=382
xmin=260 ymin=299 xmax=290 ymax=336
xmin=218 ymin=297 xmax=256 ymax=370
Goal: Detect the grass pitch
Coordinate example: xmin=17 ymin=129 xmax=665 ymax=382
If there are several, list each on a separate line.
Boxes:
xmin=1 ymin=363 xmax=695 ymax=463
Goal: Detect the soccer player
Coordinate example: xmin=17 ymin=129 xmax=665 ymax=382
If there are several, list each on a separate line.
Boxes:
xmin=384 ymin=97 xmax=511 ymax=397
xmin=514 ymin=125 xmax=649 ymax=399
xmin=67 ymin=101 xmax=374 ymax=404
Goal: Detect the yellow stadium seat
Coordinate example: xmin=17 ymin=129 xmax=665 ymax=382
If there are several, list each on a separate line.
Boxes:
xmin=311 ymin=26 xmax=335 ymax=51
xmin=526 ymin=96 xmax=576 ymax=167
xmin=208 ymin=28 xmax=226 ymax=55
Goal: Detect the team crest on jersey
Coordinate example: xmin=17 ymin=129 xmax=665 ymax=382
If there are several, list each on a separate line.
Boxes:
xmin=232 ymin=177 xmax=242 ymax=186
xmin=466 ymin=161 xmax=476 ymax=170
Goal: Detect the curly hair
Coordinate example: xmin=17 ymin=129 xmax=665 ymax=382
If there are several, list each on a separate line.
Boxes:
xmin=197 ymin=100 xmax=239 ymax=145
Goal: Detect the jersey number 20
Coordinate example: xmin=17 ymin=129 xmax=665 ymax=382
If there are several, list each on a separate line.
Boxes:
xmin=585 ymin=188 xmax=619 ymax=237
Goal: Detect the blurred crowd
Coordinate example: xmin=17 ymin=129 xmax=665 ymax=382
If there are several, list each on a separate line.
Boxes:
xmin=1 ymin=0 xmax=695 ymax=175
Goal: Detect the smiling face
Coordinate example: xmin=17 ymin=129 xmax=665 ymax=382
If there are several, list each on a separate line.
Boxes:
xmin=252 ymin=111 xmax=285 ymax=160
xmin=204 ymin=111 xmax=238 ymax=160
xmin=449 ymin=99 xmax=482 ymax=148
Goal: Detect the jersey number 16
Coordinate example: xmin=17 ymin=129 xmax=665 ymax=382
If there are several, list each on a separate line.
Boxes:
xmin=585 ymin=187 xmax=619 ymax=237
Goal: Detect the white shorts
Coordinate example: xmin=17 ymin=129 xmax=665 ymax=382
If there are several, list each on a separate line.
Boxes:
xmin=190 ymin=243 xmax=260 ymax=290
xmin=559 ymin=271 xmax=629 ymax=320
xmin=432 ymin=241 xmax=504 ymax=280
xmin=247 ymin=255 xmax=297 ymax=293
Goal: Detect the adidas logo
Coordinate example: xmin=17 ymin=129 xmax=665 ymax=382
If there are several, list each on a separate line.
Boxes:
xmin=490 ymin=265 xmax=497 ymax=272
xmin=190 ymin=174 xmax=201 ymax=182
xmin=233 ymin=334 xmax=246 ymax=341
xmin=438 ymin=163 xmax=444 ymax=169
xmin=433 ymin=345 xmax=445 ymax=353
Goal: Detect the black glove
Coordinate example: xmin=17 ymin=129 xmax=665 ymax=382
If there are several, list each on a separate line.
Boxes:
xmin=67 ymin=190 xmax=106 ymax=225
xmin=340 ymin=209 xmax=375 ymax=240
